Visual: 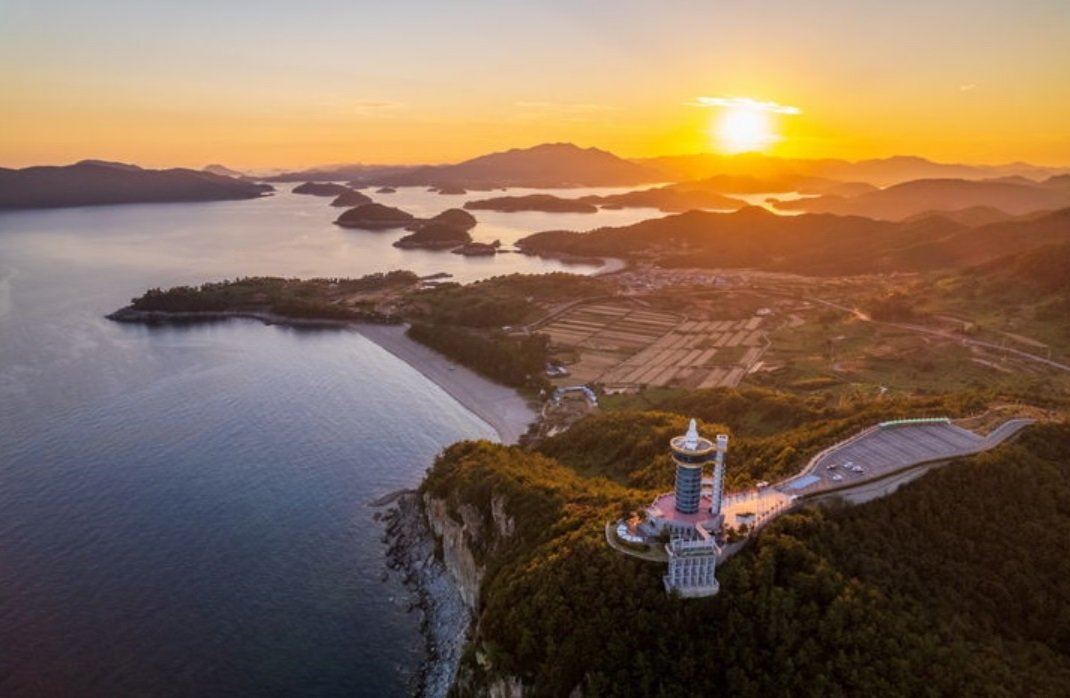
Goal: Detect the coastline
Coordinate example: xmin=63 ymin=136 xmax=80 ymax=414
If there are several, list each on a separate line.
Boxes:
xmin=352 ymin=323 xmax=537 ymax=445
xmin=108 ymin=308 xmax=538 ymax=444
xmin=381 ymin=493 xmax=471 ymax=698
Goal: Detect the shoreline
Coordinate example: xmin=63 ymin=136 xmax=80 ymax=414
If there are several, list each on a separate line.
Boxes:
xmin=381 ymin=493 xmax=470 ymax=698
xmin=352 ymin=323 xmax=536 ymax=445
xmin=108 ymin=308 xmax=537 ymax=445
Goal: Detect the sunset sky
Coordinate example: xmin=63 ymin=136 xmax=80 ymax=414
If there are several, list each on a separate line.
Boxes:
xmin=2 ymin=0 xmax=1068 ymax=169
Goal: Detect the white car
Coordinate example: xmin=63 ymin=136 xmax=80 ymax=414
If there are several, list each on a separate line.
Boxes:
xmin=851 ymin=465 xmax=864 ymax=473
xmin=826 ymin=463 xmax=839 ymax=470
xmin=831 ymin=474 xmax=844 ymax=482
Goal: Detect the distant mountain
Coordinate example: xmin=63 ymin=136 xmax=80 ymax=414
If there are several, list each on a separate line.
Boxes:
xmin=638 ymin=153 xmax=1069 ymax=188
xmin=385 ymin=143 xmax=663 ymax=188
xmin=776 ymin=178 xmax=1070 ymax=220
xmin=269 ymin=144 xmax=661 ymax=189
xmin=266 ymin=164 xmax=426 ymax=184
xmin=0 ymin=161 xmax=270 ymax=210
xmin=902 ymin=205 xmax=1022 ymax=228
xmin=515 ymin=205 xmax=1070 ymax=275
xmin=203 ymin=163 xmax=248 ymax=179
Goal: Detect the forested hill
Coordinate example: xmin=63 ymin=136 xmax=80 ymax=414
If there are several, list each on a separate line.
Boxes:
xmin=423 ymin=395 xmax=1070 ymax=697
xmin=0 ymin=161 xmax=270 ymax=209
xmin=516 ymin=206 xmax=1070 ymax=275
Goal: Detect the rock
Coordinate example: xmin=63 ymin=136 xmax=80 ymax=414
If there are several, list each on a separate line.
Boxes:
xmin=376 ymin=186 xmax=397 ymax=194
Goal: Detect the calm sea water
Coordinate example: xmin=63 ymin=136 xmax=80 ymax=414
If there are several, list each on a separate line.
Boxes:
xmin=0 ymin=186 xmax=657 ymax=697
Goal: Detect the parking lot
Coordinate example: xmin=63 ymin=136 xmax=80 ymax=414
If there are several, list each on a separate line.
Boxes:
xmin=778 ymin=419 xmax=1034 ymax=497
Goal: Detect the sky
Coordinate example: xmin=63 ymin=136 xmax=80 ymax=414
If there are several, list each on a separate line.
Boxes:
xmin=1 ymin=0 xmax=1068 ymax=169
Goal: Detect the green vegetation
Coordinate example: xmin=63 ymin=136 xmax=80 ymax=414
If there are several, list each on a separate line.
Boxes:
xmin=125 ymin=272 xmax=417 ymax=322
xmin=397 ymin=274 xmax=610 ymax=389
xmin=408 ymin=272 xmax=609 ymax=328
xmin=407 ymin=322 xmax=550 ymax=390
xmin=425 ymin=393 xmax=1070 ymax=697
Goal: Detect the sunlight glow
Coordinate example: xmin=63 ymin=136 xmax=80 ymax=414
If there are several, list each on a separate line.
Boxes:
xmin=712 ymin=106 xmax=777 ymax=154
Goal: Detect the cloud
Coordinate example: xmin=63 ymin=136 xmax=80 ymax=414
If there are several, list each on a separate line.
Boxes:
xmin=959 ymin=84 xmax=977 ymax=92
xmin=690 ymin=96 xmax=801 ymax=115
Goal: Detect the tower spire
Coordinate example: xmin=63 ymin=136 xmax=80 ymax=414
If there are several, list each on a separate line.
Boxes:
xmin=683 ymin=418 xmax=699 ymax=450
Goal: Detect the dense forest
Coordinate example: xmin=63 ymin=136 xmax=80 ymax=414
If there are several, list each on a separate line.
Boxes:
xmin=399 ymin=273 xmax=611 ymax=390
xmin=123 ymin=273 xmax=417 ymax=322
xmin=407 ymin=323 xmax=550 ymax=391
xmin=420 ymin=390 xmax=1070 ymax=697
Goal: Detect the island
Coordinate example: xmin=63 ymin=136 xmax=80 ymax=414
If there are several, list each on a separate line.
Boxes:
xmin=451 ymin=240 xmax=500 ymax=256
xmin=464 ymin=194 xmax=599 ymax=213
xmin=393 ymin=223 xmax=472 ymax=250
xmin=330 ymin=189 xmax=373 ymax=207
xmin=0 ymin=160 xmax=270 ymax=210
xmin=407 ymin=208 xmax=477 ymax=233
xmin=292 ymin=181 xmax=351 ymax=196
xmin=334 ymin=203 xmax=416 ymax=229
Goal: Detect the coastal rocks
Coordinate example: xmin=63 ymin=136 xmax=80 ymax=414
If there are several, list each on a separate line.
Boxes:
xmin=377 ymin=186 xmax=398 ymax=194
xmin=292 ymin=181 xmax=351 ymax=196
xmin=382 ymin=493 xmax=472 ymax=698
xmin=330 ymin=189 xmax=373 ymax=207
xmin=334 ymin=203 xmax=416 ymax=229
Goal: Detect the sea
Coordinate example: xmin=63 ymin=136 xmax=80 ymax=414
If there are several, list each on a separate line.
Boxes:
xmin=0 ymin=185 xmax=661 ymax=697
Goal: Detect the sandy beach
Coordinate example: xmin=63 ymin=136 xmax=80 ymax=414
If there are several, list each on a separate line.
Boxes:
xmin=352 ymin=323 xmax=537 ymax=444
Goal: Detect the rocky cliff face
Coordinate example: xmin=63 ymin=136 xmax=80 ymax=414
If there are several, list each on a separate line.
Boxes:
xmin=422 ymin=492 xmax=516 ymax=611
xmin=421 ymin=492 xmax=530 ymax=697
xmin=423 ymin=495 xmax=486 ymax=610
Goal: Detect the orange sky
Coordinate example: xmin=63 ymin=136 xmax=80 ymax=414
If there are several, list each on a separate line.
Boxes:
xmin=2 ymin=0 xmax=1068 ymax=170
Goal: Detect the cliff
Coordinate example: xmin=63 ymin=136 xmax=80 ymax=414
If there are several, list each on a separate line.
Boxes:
xmin=407 ymin=408 xmax=1070 ymax=697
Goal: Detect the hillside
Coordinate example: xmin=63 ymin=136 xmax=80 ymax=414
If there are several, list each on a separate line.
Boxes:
xmin=639 ymin=153 xmax=1068 ymax=188
xmin=776 ymin=178 xmax=1070 ymax=220
xmin=386 ymin=143 xmax=663 ymax=188
xmin=516 ymin=206 xmax=1070 ymax=275
xmin=0 ymin=161 xmax=270 ymax=209
xmin=421 ymin=400 xmax=1070 ymax=697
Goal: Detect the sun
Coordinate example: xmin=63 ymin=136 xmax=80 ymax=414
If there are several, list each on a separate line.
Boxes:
xmin=712 ymin=105 xmax=777 ymax=154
